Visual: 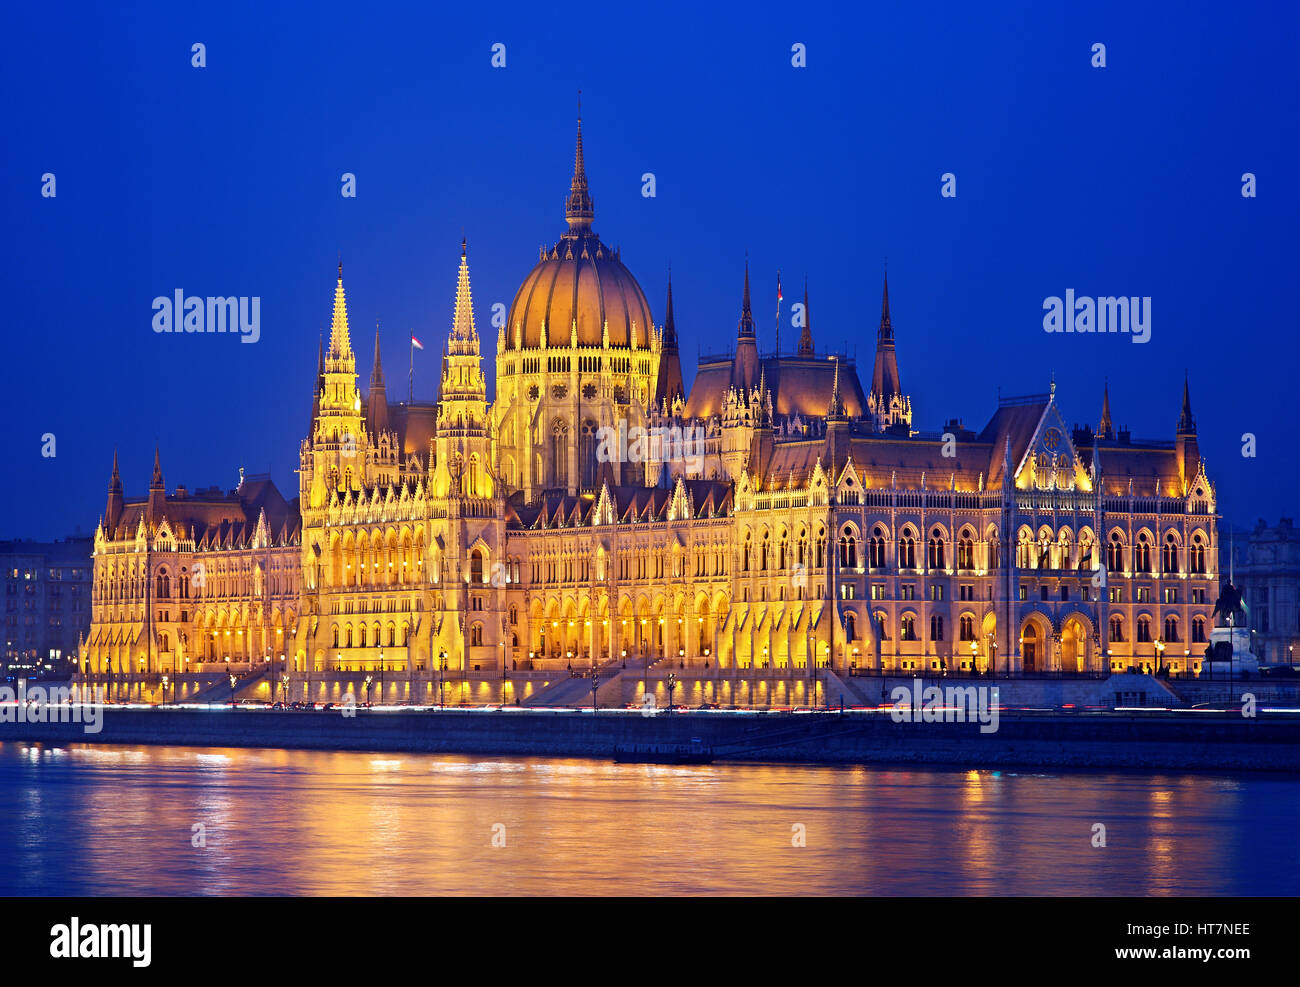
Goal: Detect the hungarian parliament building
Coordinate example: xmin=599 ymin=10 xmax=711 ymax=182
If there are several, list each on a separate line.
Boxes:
xmin=81 ymin=119 xmax=1220 ymax=685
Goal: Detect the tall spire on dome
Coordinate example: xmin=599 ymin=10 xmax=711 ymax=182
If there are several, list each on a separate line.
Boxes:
xmin=1098 ymin=380 xmax=1114 ymax=439
xmin=151 ymin=446 xmax=163 ymax=489
xmin=451 ymin=238 xmax=478 ymax=341
xmin=329 ymin=259 xmax=353 ymax=358
xmin=565 ymin=93 xmax=594 ymax=232
xmin=1177 ymin=372 xmax=1196 ymax=434
xmin=798 ymin=277 xmax=814 ymax=355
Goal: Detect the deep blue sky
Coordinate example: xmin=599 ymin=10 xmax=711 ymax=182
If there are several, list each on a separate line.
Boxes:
xmin=2 ymin=0 xmax=1296 ymax=539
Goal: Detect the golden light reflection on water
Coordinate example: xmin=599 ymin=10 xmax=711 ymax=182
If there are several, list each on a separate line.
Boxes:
xmin=0 ymin=743 xmax=1292 ymax=895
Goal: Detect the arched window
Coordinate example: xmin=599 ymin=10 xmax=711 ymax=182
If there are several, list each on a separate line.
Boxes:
xmin=551 ymin=420 xmax=569 ymax=488
xmin=1163 ymin=616 xmax=1180 ymax=643
xmin=815 ymin=529 xmax=826 ymax=569
xmin=1190 ymin=533 xmax=1207 ymax=574
xmin=1137 ymin=616 xmax=1151 ymax=643
xmin=928 ymin=529 xmax=945 ymax=570
xmin=901 ymin=615 xmax=917 ymax=641
xmin=1109 ymin=615 xmax=1124 ymax=642
xmin=1162 ymin=533 xmax=1180 ymax=573
xmin=899 ymin=533 xmax=916 ymax=569
xmin=959 ymin=615 xmax=975 ymax=641
xmin=957 ymin=534 xmax=975 ymax=570
xmin=742 ymin=534 xmax=751 ymax=572
xmin=332 ymin=626 xmax=340 ymax=648
xmin=844 ymin=612 xmax=857 ymax=643
xmin=470 ymin=548 xmax=485 ymax=583
xmin=930 ymin=614 xmax=945 ymax=641
xmin=470 ymin=623 xmax=483 ymax=647
xmin=874 ymin=611 xmax=890 ymax=640
xmin=869 ymin=527 xmax=887 ymax=568
xmin=839 ymin=532 xmax=857 ymax=569
xmin=580 ymin=420 xmax=598 ymax=489
xmin=760 ymin=533 xmax=770 ymax=571
xmin=1192 ymin=616 xmax=1206 ymax=643
xmin=1135 ymin=533 xmax=1152 ymax=573
xmin=345 ymin=625 xmax=353 ymax=648
xmin=1107 ymin=533 xmax=1124 ymax=572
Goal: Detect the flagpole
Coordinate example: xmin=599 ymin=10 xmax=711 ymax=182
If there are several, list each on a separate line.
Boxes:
xmin=409 ymin=332 xmax=414 ymax=404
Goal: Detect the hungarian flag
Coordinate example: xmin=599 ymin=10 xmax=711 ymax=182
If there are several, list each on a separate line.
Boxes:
xmin=410 ymin=333 xmax=424 ymax=351
xmin=777 ymin=274 xmax=783 ymax=302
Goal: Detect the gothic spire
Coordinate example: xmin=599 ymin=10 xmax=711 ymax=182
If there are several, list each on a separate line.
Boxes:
xmin=878 ymin=272 xmax=893 ymax=342
xmin=370 ymin=329 xmax=384 ymax=388
xmin=151 ymin=447 xmax=163 ymax=489
xmin=663 ymin=273 xmax=677 ymax=347
xmin=738 ymin=258 xmax=755 ymax=339
xmin=110 ymin=449 xmax=121 ymax=491
xmin=564 ymin=98 xmax=594 ymax=232
xmin=451 ymin=238 xmax=478 ymax=341
xmin=1177 ymin=372 xmax=1196 ymax=434
xmin=328 ymin=261 xmax=353 ymax=358
xmin=798 ymin=276 xmax=814 ymax=355
xmin=1098 ymin=380 xmax=1114 ymax=438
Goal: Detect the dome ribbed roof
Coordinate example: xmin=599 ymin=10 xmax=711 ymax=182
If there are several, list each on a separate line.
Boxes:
xmin=505 ymin=116 xmax=653 ymax=350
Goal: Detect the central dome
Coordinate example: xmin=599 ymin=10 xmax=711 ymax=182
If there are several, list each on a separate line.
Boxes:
xmin=505 ymin=119 xmax=654 ymax=350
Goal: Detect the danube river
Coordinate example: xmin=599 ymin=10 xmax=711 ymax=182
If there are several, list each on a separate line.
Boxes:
xmin=1 ymin=742 xmax=1296 ymax=895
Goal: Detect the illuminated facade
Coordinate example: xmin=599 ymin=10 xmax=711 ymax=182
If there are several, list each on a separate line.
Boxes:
xmin=82 ymin=119 xmax=1221 ymax=684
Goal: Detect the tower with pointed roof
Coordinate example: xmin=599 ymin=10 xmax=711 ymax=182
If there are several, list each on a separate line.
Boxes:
xmin=367 ymin=330 xmax=390 ymax=436
xmin=866 ymin=272 xmax=913 ymax=433
xmin=1176 ymin=373 xmax=1200 ymax=493
xmin=105 ymin=450 xmax=124 ymax=535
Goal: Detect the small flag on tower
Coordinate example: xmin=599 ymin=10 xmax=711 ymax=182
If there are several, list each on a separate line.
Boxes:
xmin=410 ymin=333 xmax=424 ymax=351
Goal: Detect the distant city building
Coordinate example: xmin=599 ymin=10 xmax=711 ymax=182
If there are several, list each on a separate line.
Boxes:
xmin=1236 ymin=518 xmax=1300 ymax=665
xmin=81 ymin=118 xmax=1221 ymax=683
xmin=0 ymin=536 xmax=93 ymax=676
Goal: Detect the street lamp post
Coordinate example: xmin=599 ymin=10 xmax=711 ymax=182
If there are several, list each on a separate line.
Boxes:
xmin=666 ymin=672 xmax=676 ymax=714
xmin=364 ymin=674 xmax=373 ymax=707
xmin=229 ymin=673 xmax=238 ymax=708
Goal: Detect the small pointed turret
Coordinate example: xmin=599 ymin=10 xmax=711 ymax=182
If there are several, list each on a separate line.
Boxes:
xmin=878 ymin=272 xmax=893 ymax=342
xmin=798 ymin=277 xmax=814 ymax=355
xmin=147 ymin=447 xmax=166 ymax=522
xmin=1098 ymin=381 xmax=1114 ymax=439
xmin=1177 ymin=372 xmax=1196 ymax=434
xmin=731 ymin=259 xmax=760 ymax=392
xmin=105 ymin=450 xmax=124 ymax=534
xmin=869 ymin=271 xmax=906 ymax=428
xmin=738 ymin=259 xmax=755 ymax=339
xmin=1175 ymin=373 xmax=1200 ymax=494
xmin=654 ymin=273 xmax=684 ymax=406
xmin=367 ymin=328 xmax=389 ymax=435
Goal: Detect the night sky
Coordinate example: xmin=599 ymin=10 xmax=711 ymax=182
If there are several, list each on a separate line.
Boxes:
xmin=2 ymin=0 xmax=1296 ymax=540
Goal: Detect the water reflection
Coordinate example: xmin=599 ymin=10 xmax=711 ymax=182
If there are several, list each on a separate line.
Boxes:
xmin=0 ymin=742 xmax=1295 ymax=895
